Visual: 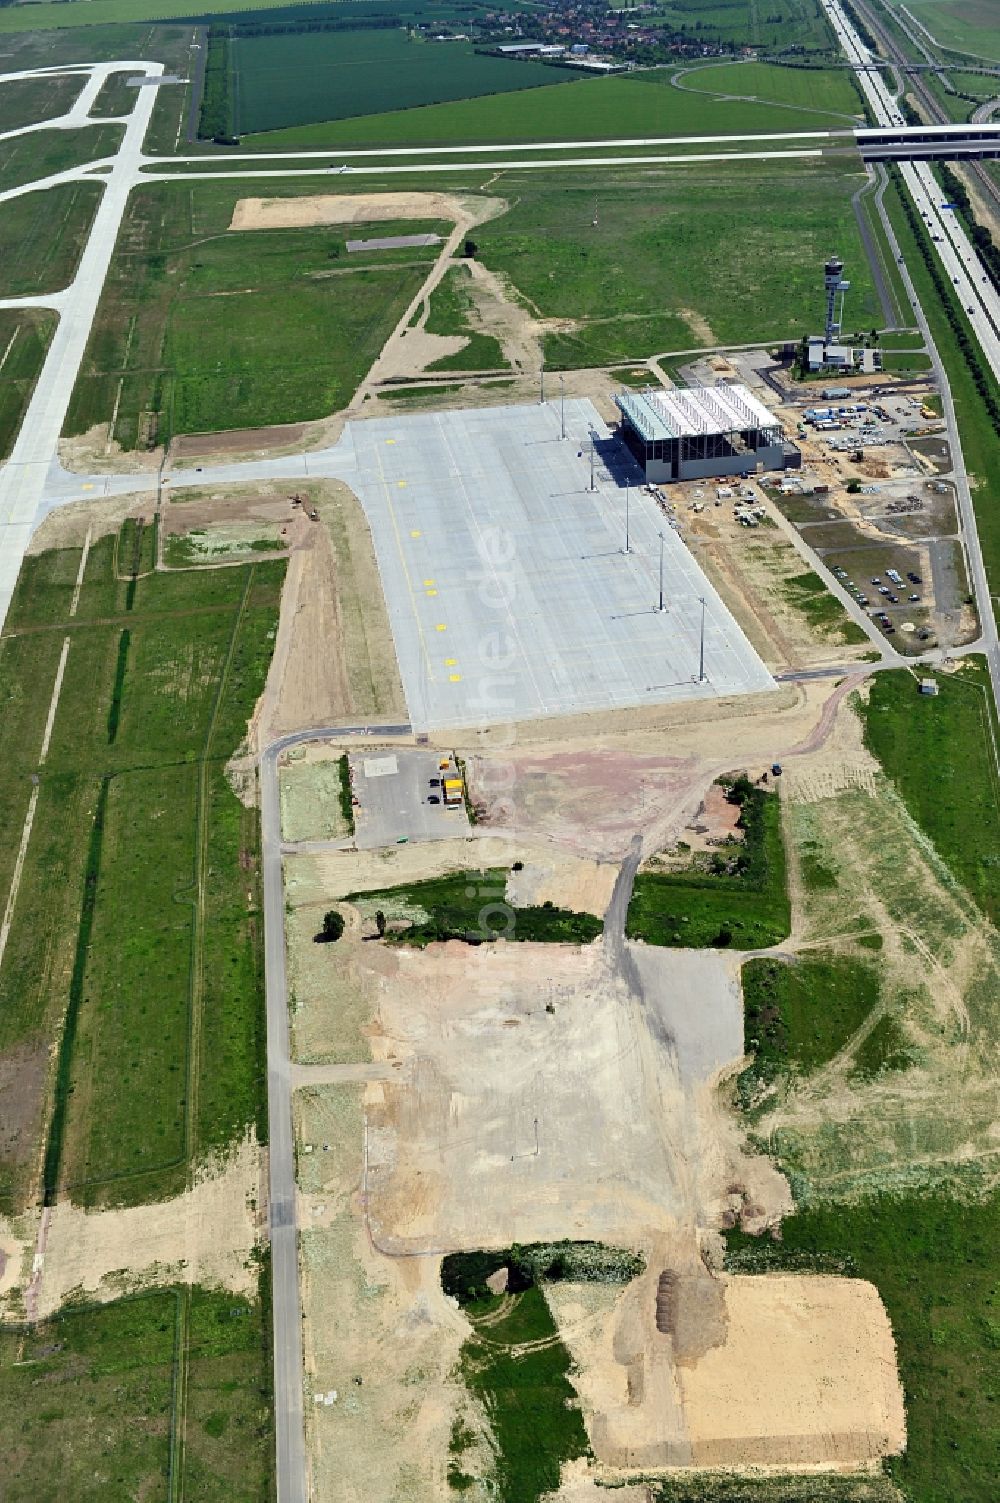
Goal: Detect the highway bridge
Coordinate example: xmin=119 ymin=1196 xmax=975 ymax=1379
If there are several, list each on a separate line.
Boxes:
xmin=856 ymin=123 xmax=1000 ymax=161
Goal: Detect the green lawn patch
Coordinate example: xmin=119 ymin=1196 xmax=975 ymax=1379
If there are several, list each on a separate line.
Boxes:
xmin=345 ymin=868 xmax=602 ymax=946
xmin=0 ymin=1281 xmax=273 ymax=1500
xmin=850 ymin=1011 xmax=914 ymax=1080
xmin=424 ymin=263 xmax=507 ymax=372
xmin=627 ymin=780 xmax=789 ymax=949
xmin=0 ymin=183 xmax=102 ymax=300
xmin=0 ymin=308 xmax=55 ymax=460
xmin=738 ymin=952 xmax=882 ymax=1104
xmin=469 ymin=160 xmax=882 ymax=368
xmin=780 ymin=569 xmax=869 ymax=643
xmin=0 ymin=124 xmax=123 ymax=193
xmin=725 ymin=1192 xmax=1000 ymax=1503
xmin=0 ymin=71 xmax=80 ymax=132
xmin=860 ymin=663 xmax=1000 ymax=925
xmin=438 ymin=1234 xmax=642 ymax=1502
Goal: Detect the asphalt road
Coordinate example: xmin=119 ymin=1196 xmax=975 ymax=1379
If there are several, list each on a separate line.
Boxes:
xmin=260 ymin=723 xmax=409 ymax=1503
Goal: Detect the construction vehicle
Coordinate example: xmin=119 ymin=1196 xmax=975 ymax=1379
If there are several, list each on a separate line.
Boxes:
xmin=443 ymin=776 xmax=464 ymax=808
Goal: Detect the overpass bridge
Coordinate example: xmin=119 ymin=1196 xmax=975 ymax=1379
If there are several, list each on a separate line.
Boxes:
xmin=856 ymin=123 xmax=1000 ymax=161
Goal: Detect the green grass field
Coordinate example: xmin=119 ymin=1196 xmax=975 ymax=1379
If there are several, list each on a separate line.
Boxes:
xmin=670 ymin=59 xmax=862 ymax=116
xmin=0 ymin=1281 xmax=273 ymax=1499
xmin=424 ymin=263 xmax=507 ymax=372
xmin=231 ymin=28 xmax=576 ymax=135
xmin=0 ymin=533 xmax=282 ymax=1212
xmin=0 ymin=123 xmax=122 ymax=193
xmin=465 ymin=159 xmax=880 ymax=367
xmin=345 ymin=868 xmax=603 ymax=946
xmin=0 ymin=309 xmax=55 ymax=460
xmin=90 ymin=68 xmax=141 ymax=118
xmin=886 ymin=0 xmax=1000 ymax=60
xmin=248 ymin=69 xmax=858 ymax=148
xmin=780 ymin=569 xmax=869 ymax=642
xmin=644 ymin=0 xmax=833 ymax=50
xmin=67 ymin=181 xmax=444 ymax=446
xmin=0 ymin=70 xmax=81 ymax=131
xmin=0 ymin=183 xmax=103 ymax=299
xmin=726 ymin=1193 xmax=1000 ymax=1503
xmin=627 ymin=783 xmax=790 ymax=949
xmin=739 ymin=951 xmax=884 ymax=1102
xmin=860 ymin=663 xmax=1000 ymax=926
xmin=454 ymin=1284 xmax=589 ymax=1502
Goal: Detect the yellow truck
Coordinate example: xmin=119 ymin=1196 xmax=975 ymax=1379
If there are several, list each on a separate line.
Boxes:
xmin=443 ymin=776 xmax=464 ymax=808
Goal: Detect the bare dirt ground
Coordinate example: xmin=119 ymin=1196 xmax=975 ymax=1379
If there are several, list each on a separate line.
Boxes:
xmin=682 ymin=501 xmax=871 ymax=671
xmin=461 ymin=679 xmax=847 ymax=861
xmin=676 ymin=1274 xmax=905 ymax=1466
xmin=0 ymin=1137 xmax=263 ymax=1322
xmin=240 ymin=479 xmax=405 ymax=764
xmin=296 ymin=1083 xmax=467 ymax=1503
xmin=26 ymin=491 xmax=156 ymax=552
xmin=229 ymin=192 xmax=500 ymax=234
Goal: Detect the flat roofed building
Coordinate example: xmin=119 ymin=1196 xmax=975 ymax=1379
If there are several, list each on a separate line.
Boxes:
xmin=615 ymin=383 xmax=788 ymax=483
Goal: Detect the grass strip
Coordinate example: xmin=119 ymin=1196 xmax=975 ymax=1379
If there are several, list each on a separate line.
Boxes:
xmin=106 ymin=628 xmax=130 ymax=744
xmin=42 ymin=776 xmax=108 ymax=1206
xmin=345 ymin=868 xmax=603 ymax=946
xmin=337 ymin=752 xmax=355 ymax=836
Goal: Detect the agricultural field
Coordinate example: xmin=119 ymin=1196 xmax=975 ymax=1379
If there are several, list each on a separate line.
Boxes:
xmin=0 ymin=123 xmax=123 ymax=194
xmin=247 ymin=68 xmax=862 ymax=147
xmin=0 ymin=310 xmax=56 ymax=460
xmin=643 ymin=0 xmax=834 ymax=50
xmin=66 ymin=181 xmax=445 ymax=447
xmin=0 ymin=526 xmax=283 ymax=1213
xmin=229 ymin=28 xmax=575 ymax=135
xmin=0 ymin=183 xmax=103 ymax=300
xmin=0 ymin=1281 xmax=273 ymax=1499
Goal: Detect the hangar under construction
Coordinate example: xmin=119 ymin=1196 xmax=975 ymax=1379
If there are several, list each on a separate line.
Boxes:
xmin=615 ymin=382 xmax=796 ymax=483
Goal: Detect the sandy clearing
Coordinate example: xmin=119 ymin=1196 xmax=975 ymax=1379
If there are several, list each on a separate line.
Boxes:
xmin=296 ymin=1084 xmax=467 ymax=1503
xmin=29 ymin=1136 xmax=262 ymax=1320
xmin=229 ymin=191 xmax=504 ymax=233
xmin=26 ymin=491 xmax=156 ymax=552
xmin=240 ymin=480 xmax=405 ymax=765
xmin=678 ymin=1274 xmax=906 ymax=1467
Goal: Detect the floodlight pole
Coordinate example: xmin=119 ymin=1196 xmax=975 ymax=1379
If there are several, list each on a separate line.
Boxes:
xmin=658 ymin=531 xmax=665 ymax=612
xmin=540 ymin=363 xmax=545 ymax=405
xmin=623 ymin=485 xmax=630 ymax=554
xmin=699 ymin=595 xmax=707 ymax=681
xmin=560 ymin=374 xmax=565 ymax=439
xmin=590 ymin=438 xmax=596 ymax=492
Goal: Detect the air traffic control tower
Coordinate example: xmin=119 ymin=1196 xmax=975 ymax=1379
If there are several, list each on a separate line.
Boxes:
xmin=824 ymin=255 xmax=851 ymax=343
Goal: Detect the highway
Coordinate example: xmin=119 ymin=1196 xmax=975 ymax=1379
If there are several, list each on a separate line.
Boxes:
xmin=821 ymin=0 xmax=1000 ymax=708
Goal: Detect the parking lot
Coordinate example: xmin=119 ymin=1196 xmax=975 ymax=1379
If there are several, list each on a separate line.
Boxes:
xmin=350 ymin=749 xmax=470 ymax=850
xmin=343 ymin=400 xmax=774 ymax=731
